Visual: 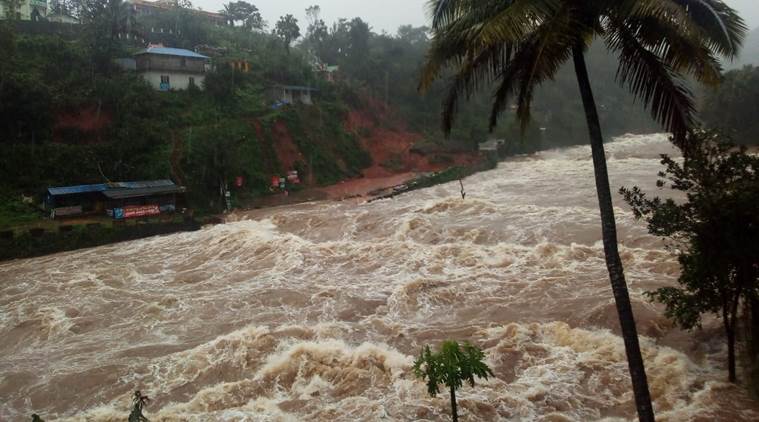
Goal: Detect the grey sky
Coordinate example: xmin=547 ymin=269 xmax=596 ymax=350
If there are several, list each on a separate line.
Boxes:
xmin=193 ymin=0 xmax=758 ymax=35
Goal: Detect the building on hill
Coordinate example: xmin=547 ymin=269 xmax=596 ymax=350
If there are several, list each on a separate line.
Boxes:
xmin=134 ymin=47 xmax=210 ymax=91
xmin=229 ymin=59 xmax=251 ymax=73
xmin=45 ymin=180 xmax=186 ymax=220
xmin=0 ymin=0 xmax=47 ymax=21
xmin=126 ymin=0 xmax=225 ymax=26
xmin=271 ymin=85 xmax=318 ymax=106
xmin=46 ymin=12 xmax=77 ymax=24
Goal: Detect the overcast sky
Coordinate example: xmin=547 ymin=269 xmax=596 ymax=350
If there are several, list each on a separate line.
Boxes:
xmin=193 ymin=0 xmax=759 ymax=35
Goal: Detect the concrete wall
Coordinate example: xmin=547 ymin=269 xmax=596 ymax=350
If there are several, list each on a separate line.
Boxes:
xmin=0 ymin=0 xmax=47 ymax=20
xmin=135 ymin=54 xmax=206 ymax=73
xmin=140 ymin=71 xmax=205 ymax=91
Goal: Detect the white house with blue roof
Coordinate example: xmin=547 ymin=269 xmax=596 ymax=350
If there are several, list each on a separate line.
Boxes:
xmin=134 ymin=47 xmax=210 ymax=91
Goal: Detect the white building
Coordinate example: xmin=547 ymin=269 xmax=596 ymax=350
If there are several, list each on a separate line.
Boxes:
xmin=0 ymin=0 xmax=48 ymax=21
xmin=272 ymin=85 xmax=318 ymax=105
xmin=134 ymin=47 xmax=210 ymax=91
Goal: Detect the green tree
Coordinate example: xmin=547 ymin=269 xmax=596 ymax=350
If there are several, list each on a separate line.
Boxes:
xmin=275 ymin=14 xmax=300 ymax=53
xmin=701 ymin=65 xmax=759 ymax=145
xmin=0 ymin=0 xmax=21 ymax=20
xmin=420 ymin=1 xmax=746 ymax=421
xmin=220 ymin=1 xmax=263 ymax=30
xmin=621 ymin=129 xmax=759 ymax=383
xmin=413 ymin=341 xmax=493 ymax=422
xmin=79 ymin=0 xmax=134 ymax=75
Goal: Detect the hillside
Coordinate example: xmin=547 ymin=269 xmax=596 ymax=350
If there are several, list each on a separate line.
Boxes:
xmin=0 ymin=5 xmax=671 ymax=224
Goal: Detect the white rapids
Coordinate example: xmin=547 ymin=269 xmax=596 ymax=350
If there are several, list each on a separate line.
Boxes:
xmin=1 ymin=134 xmax=758 ymax=421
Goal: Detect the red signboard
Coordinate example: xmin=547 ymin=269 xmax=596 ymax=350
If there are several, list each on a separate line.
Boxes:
xmin=123 ymin=204 xmax=160 ymax=219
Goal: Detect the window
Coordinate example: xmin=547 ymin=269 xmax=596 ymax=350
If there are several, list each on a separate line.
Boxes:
xmin=160 ymin=75 xmax=170 ymax=84
xmin=160 ymin=75 xmax=170 ymax=91
xmin=181 ymin=58 xmax=186 ymax=67
xmin=188 ymin=77 xmax=195 ymax=87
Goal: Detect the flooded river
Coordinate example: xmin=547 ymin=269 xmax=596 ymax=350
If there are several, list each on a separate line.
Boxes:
xmin=1 ymin=134 xmax=758 ymax=421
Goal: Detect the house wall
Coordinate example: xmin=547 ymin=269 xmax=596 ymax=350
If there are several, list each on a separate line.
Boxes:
xmin=135 ymin=54 xmax=206 ymax=73
xmin=140 ymin=71 xmax=205 ymax=91
xmin=47 ymin=13 xmax=78 ymax=23
xmin=0 ymin=0 xmax=47 ymax=20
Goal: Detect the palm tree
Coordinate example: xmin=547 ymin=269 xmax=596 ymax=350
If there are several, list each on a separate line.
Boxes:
xmin=420 ymin=1 xmax=746 ymax=421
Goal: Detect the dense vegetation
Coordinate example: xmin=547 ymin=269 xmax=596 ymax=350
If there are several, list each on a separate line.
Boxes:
xmin=622 ymin=130 xmax=759 ymax=385
xmin=0 ymin=0 xmax=749 ymax=222
xmin=0 ymin=15 xmax=369 ymax=215
xmin=701 ymin=65 xmax=759 ymax=144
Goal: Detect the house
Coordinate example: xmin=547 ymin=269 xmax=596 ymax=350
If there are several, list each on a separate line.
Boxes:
xmin=47 ymin=12 xmax=77 ymax=24
xmin=134 ymin=47 xmax=210 ymax=91
xmin=0 ymin=0 xmax=47 ymax=21
xmin=45 ymin=180 xmax=186 ymax=219
xmin=314 ymin=63 xmax=339 ymax=83
xmin=229 ymin=59 xmax=251 ymax=73
xmin=126 ymin=0 xmax=225 ymax=26
xmin=272 ymin=85 xmax=318 ymax=106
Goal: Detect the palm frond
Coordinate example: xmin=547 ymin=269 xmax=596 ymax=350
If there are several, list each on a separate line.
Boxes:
xmin=605 ymin=19 xmax=696 ymax=144
xmin=617 ymin=0 xmax=746 ymax=59
xmin=612 ymin=15 xmax=723 ymax=85
xmin=675 ymin=0 xmax=747 ymax=58
xmin=436 ymin=2 xmax=579 ymax=135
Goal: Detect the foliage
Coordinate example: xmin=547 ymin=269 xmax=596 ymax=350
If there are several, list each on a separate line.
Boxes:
xmin=220 ymin=1 xmax=264 ymax=30
xmin=621 ymin=129 xmax=759 ymax=382
xmin=0 ymin=0 xmax=21 ymax=20
xmin=701 ymin=65 xmax=759 ymax=144
xmin=413 ymin=340 xmax=493 ymax=422
xmin=79 ymin=0 xmax=135 ymax=75
xmin=420 ymin=0 xmax=746 ymax=143
xmin=128 ymin=391 xmax=150 ymax=422
xmin=275 ymin=14 xmax=300 ymax=53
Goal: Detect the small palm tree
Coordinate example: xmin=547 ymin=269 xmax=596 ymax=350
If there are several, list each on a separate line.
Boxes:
xmin=413 ymin=341 xmax=494 ymax=422
xmin=128 ymin=390 xmax=150 ymax=422
xmin=420 ymin=1 xmax=746 ymax=421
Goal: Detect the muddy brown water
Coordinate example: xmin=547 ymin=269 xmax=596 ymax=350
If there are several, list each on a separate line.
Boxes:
xmin=1 ymin=134 xmax=758 ymax=421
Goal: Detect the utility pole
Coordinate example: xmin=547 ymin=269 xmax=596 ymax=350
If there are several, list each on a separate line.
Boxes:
xmin=384 ymin=70 xmax=389 ymax=108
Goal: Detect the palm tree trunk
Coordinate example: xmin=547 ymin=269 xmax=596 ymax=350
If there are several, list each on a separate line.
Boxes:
xmin=449 ymin=385 xmax=458 ymax=422
xmin=724 ymin=308 xmax=737 ymax=382
xmin=572 ymin=45 xmax=655 ymax=422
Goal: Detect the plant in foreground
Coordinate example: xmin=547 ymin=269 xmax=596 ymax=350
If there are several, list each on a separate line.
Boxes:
xmin=129 ymin=390 xmax=151 ymax=422
xmin=413 ymin=340 xmax=494 ymax=421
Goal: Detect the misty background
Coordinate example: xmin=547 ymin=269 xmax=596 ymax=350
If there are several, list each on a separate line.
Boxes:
xmin=191 ymin=0 xmax=759 ymax=34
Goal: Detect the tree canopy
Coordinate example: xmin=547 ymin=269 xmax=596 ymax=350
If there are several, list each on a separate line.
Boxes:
xmin=421 ymin=0 xmax=746 ymax=144
xmin=275 ymin=14 xmax=300 ymax=52
xmin=622 ymin=129 xmax=759 ymax=383
xmin=413 ymin=341 xmax=493 ymax=422
xmin=220 ymin=1 xmax=264 ymax=30
xmin=701 ymin=65 xmax=759 ymax=144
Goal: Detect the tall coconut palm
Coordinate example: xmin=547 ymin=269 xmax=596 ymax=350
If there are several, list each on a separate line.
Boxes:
xmin=420 ymin=1 xmax=746 ymax=421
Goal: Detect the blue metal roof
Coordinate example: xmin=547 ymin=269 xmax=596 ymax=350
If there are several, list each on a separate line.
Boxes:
xmin=48 ymin=184 xmax=110 ymax=196
xmin=48 ymin=180 xmax=178 ymax=196
xmin=135 ymin=47 xmax=209 ymax=59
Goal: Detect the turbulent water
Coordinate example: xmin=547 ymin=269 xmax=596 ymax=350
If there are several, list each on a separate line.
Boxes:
xmin=2 ymin=134 xmax=758 ymax=421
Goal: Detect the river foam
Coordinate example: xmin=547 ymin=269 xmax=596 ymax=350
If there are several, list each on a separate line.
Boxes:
xmin=1 ymin=134 xmax=757 ymax=420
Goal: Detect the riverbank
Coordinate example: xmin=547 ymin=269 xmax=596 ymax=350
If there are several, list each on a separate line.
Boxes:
xmin=0 ymin=157 xmax=497 ymax=262
xmin=0 ymin=216 xmax=202 ymax=262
